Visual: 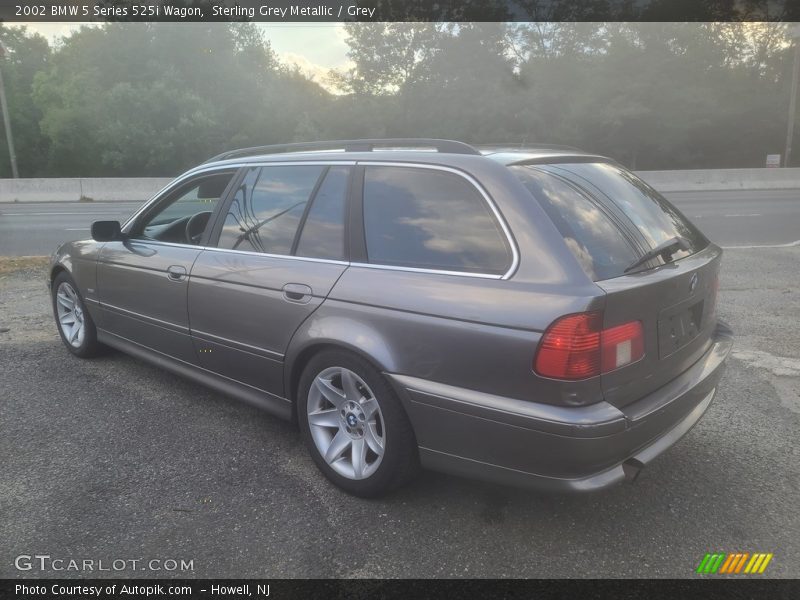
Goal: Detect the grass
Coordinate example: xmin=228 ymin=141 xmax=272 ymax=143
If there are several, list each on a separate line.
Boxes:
xmin=0 ymin=256 xmax=49 ymax=276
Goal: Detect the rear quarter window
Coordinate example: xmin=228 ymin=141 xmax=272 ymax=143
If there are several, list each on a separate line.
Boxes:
xmin=362 ymin=166 xmax=512 ymax=275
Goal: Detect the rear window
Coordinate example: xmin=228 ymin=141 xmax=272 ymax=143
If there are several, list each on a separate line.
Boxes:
xmin=511 ymin=166 xmax=639 ymax=281
xmin=546 ymin=162 xmax=707 ymax=255
xmin=362 ymin=166 xmax=512 ymax=275
xmin=511 ymin=162 xmax=707 ymax=280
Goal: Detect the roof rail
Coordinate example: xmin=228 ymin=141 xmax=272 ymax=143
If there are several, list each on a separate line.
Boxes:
xmin=477 ymin=143 xmax=583 ymax=153
xmin=205 ymin=138 xmax=481 ymax=163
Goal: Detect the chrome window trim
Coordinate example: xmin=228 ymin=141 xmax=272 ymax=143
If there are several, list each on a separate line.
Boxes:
xmin=347 ymin=262 xmax=504 ymax=280
xmin=356 ymin=161 xmax=520 ymax=280
xmin=120 ymin=158 xmax=519 ymax=280
xmin=118 ymin=239 xmax=351 ymax=266
xmin=201 ymin=245 xmax=350 ymax=266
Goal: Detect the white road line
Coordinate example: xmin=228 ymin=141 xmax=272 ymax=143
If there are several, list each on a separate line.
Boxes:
xmin=1 ymin=213 xmax=123 ymax=217
xmin=732 ymin=349 xmax=800 ymax=377
xmin=722 ymin=240 xmax=800 ymax=249
xmin=694 ymin=213 xmax=762 ymax=218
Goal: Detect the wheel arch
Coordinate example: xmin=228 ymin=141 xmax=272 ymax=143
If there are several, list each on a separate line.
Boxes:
xmin=49 ymin=242 xmax=77 ymax=285
xmin=284 ymin=316 xmax=400 ymax=420
xmin=50 ymin=263 xmax=69 ymax=284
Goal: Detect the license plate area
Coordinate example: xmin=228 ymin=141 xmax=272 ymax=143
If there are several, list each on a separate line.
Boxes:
xmin=658 ymin=299 xmax=704 ymax=358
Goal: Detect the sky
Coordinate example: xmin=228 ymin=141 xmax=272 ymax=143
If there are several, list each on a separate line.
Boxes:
xmin=11 ymin=22 xmax=352 ymax=90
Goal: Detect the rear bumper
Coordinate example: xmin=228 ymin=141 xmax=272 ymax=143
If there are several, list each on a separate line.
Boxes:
xmin=388 ymin=321 xmax=733 ymax=492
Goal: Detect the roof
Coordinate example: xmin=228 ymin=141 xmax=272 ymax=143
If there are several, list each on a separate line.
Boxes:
xmin=481 ymin=150 xmax=613 ymax=166
xmin=199 ymin=139 xmax=612 ymax=171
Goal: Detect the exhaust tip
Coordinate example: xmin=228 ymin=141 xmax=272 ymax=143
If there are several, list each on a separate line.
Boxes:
xmin=622 ymin=458 xmax=645 ymax=483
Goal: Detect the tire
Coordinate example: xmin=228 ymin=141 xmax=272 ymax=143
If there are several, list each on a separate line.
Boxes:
xmin=52 ymin=271 xmax=102 ymax=358
xmin=298 ymin=349 xmax=420 ymax=497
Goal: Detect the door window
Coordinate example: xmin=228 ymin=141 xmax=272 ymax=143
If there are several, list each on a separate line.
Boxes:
xmin=294 ymin=166 xmax=349 ymax=260
xmin=132 ymin=170 xmax=235 ymax=245
xmin=217 ymin=166 xmax=326 ymax=255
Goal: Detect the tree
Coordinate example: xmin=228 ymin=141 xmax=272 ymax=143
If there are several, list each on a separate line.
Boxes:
xmin=0 ymin=24 xmax=51 ymax=177
xmin=332 ymin=23 xmax=445 ymax=96
xmin=1 ymin=21 xmax=796 ymax=176
xmin=31 ymin=22 xmax=329 ymax=175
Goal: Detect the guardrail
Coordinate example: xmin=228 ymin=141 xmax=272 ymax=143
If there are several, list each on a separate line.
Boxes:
xmin=2 ymin=169 xmax=800 ymax=202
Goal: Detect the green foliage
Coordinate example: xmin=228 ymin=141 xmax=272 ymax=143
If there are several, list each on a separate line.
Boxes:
xmin=13 ymin=22 xmax=328 ymax=176
xmin=0 ymin=24 xmax=50 ymax=177
xmin=0 ymin=22 xmax=796 ymax=177
xmin=331 ymin=22 xmax=796 ymax=169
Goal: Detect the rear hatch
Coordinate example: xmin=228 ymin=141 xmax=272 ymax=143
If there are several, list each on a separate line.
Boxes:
xmin=511 ymin=161 xmax=720 ymax=408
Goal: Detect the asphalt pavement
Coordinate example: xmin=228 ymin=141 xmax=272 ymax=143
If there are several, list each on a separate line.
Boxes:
xmin=0 ymin=241 xmax=798 ymax=578
xmin=0 ymin=201 xmax=141 ymax=257
xmin=668 ymin=189 xmax=800 ymax=248
xmin=0 ymin=189 xmax=799 ymax=255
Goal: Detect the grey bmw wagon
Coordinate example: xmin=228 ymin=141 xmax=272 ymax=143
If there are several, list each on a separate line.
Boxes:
xmin=49 ymin=139 xmax=732 ymax=496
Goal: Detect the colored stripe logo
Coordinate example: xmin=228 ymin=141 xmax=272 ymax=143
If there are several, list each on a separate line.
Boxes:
xmin=696 ymin=552 xmax=773 ymax=574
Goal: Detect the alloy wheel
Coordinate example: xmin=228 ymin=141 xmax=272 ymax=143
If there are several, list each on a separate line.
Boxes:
xmin=55 ymin=281 xmax=86 ymax=348
xmin=306 ymin=366 xmax=386 ymax=480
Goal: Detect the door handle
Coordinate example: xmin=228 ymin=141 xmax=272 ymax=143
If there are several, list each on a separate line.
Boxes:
xmin=167 ymin=265 xmax=187 ymax=281
xmin=282 ymin=283 xmax=313 ymax=303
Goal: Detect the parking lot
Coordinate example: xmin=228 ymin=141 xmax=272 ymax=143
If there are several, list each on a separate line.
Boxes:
xmin=0 ymin=242 xmax=798 ymax=578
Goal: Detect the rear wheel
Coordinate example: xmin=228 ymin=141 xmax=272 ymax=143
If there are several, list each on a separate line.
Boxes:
xmin=52 ymin=271 xmax=102 ymax=358
xmin=298 ymin=350 xmax=419 ymax=497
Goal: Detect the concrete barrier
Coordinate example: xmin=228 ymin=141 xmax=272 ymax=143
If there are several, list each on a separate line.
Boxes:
xmin=636 ymin=168 xmax=800 ymax=193
xmin=1 ymin=168 xmax=800 ymax=202
xmin=0 ymin=177 xmax=172 ymax=203
xmin=79 ymin=178 xmax=172 ymax=202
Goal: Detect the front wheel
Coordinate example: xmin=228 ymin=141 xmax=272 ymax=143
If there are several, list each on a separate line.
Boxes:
xmin=298 ymin=350 xmax=419 ymax=497
xmin=52 ymin=271 xmax=102 ymax=358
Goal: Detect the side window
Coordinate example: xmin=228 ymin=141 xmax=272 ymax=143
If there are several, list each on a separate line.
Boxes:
xmin=295 ymin=166 xmax=349 ymax=260
xmin=362 ymin=166 xmax=512 ymax=275
xmin=217 ymin=165 xmax=325 ymax=255
xmin=133 ymin=171 xmax=235 ymax=245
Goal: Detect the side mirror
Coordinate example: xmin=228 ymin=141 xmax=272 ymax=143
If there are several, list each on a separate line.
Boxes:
xmin=91 ymin=220 xmax=123 ymax=242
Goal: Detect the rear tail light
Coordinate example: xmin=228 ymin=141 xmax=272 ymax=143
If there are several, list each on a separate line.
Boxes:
xmin=534 ymin=312 xmax=602 ymax=380
xmin=600 ymin=321 xmax=644 ymax=373
xmin=534 ymin=312 xmax=644 ymax=380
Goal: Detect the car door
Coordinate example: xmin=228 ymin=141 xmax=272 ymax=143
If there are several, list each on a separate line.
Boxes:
xmin=96 ymin=169 xmax=239 ymax=363
xmin=188 ymin=163 xmax=351 ymax=397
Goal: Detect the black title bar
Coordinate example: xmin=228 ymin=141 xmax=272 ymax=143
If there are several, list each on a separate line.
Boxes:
xmin=3 ymin=579 xmax=800 ymax=600
xmin=1 ymin=0 xmax=799 ymax=22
